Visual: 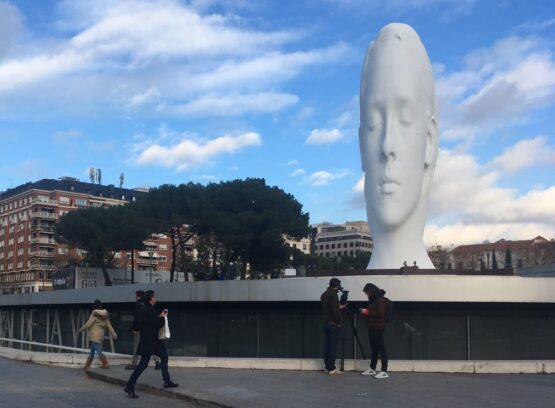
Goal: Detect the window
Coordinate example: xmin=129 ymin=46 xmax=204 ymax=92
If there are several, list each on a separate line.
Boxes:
xmin=350 ymin=242 xmax=354 ymax=247
xmin=59 ymin=196 xmax=70 ymax=204
xmin=159 ymin=244 xmax=167 ymax=250
xmin=302 ymin=244 xmax=307 ymax=250
xmin=331 ymin=244 xmax=335 ymax=249
xmin=75 ymin=198 xmax=87 ymax=207
xmin=58 ymin=248 xmax=68 ymax=255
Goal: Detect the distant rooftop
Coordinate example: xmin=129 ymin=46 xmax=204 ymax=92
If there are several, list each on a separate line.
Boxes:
xmin=0 ymin=178 xmax=148 ymax=202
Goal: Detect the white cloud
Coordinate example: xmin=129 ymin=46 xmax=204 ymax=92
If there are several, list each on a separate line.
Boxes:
xmin=160 ymin=92 xmax=299 ymax=117
xmin=490 ymin=136 xmax=555 ymax=173
xmin=437 ymin=36 xmax=555 ymax=142
xmin=124 ymin=87 xmax=160 ymax=109
xmin=0 ymin=0 xmax=351 ymax=118
xmin=0 ymin=2 xmax=23 ymax=57
xmin=325 ymin=0 xmax=476 ymax=18
xmin=305 ymin=128 xmax=345 ymax=145
xmin=135 ymin=131 xmax=262 ymax=171
xmin=306 ymin=170 xmax=350 ymax=186
xmin=290 ymin=168 xmax=306 ymax=177
xmin=353 ymin=174 xmax=364 ymax=192
xmin=52 ymin=129 xmax=82 ymax=143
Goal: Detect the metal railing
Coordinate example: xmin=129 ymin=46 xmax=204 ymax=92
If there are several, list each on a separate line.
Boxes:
xmin=30 ymin=212 xmax=58 ymax=220
xmin=29 ymin=251 xmax=55 ymax=258
xmin=0 ymin=337 xmax=127 ymax=357
xmin=29 ymin=237 xmax=57 ymax=244
xmin=31 ymin=199 xmax=58 ymax=206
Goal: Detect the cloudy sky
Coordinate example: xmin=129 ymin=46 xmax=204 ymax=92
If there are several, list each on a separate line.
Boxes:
xmin=0 ymin=0 xmax=554 ymax=247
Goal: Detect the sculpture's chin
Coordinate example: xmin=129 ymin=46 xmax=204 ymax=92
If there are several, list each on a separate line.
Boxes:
xmin=369 ymin=198 xmax=417 ymax=232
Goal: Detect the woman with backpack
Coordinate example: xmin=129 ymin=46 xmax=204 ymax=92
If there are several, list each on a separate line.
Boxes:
xmin=359 ymin=283 xmax=389 ymax=379
xmin=79 ymin=299 xmax=117 ymax=370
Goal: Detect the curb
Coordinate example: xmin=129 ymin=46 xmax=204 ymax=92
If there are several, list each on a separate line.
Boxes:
xmin=86 ymin=370 xmax=233 ymax=408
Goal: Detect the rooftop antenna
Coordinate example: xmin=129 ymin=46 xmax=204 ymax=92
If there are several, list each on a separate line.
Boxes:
xmin=96 ymin=168 xmax=102 ymax=185
xmin=89 ymin=167 xmax=95 ymax=184
xmin=119 ymin=173 xmax=124 ymax=188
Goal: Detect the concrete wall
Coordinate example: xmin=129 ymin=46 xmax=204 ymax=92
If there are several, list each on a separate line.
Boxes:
xmin=1 ymin=275 xmax=555 ymax=307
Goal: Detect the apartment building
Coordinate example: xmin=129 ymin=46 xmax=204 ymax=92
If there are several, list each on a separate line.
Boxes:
xmin=312 ymin=221 xmax=373 ymax=258
xmin=0 ymin=177 xmax=172 ymax=294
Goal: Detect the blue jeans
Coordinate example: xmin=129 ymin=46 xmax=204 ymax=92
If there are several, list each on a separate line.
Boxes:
xmin=126 ymin=344 xmax=170 ymax=390
xmin=88 ymin=342 xmax=104 ymax=358
xmin=323 ymin=323 xmax=340 ymax=371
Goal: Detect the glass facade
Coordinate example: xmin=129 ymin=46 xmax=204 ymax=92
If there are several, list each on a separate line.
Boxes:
xmin=1 ymin=302 xmax=554 ymax=360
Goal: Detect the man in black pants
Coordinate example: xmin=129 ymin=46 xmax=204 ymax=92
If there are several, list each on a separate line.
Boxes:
xmin=124 ymin=290 xmax=178 ymax=398
xmin=126 ymin=290 xmax=161 ymax=371
xmin=359 ymin=283 xmax=389 ymax=379
xmin=320 ymin=278 xmax=346 ymax=375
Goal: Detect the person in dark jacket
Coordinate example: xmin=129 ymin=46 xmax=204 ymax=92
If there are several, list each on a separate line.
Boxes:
xmin=124 ymin=290 xmax=178 ymax=399
xmin=126 ymin=290 xmax=161 ymax=371
xmin=320 ymin=278 xmax=346 ymax=375
xmin=359 ymin=283 xmax=389 ymax=379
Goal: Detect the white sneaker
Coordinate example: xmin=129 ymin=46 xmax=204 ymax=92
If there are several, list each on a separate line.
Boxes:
xmin=328 ymin=369 xmax=343 ymax=375
xmin=374 ymin=371 xmax=389 ymax=379
xmin=361 ymin=368 xmax=377 ymax=376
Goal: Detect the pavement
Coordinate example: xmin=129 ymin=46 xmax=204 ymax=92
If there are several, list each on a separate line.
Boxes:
xmin=0 ymin=357 xmax=194 ymax=408
xmin=87 ymin=364 xmax=555 ymax=408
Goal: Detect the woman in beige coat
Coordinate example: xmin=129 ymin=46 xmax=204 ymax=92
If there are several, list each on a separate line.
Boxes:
xmin=79 ymin=299 xmax=117 ymax=369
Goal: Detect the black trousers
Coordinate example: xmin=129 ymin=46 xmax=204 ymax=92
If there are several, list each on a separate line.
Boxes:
xmin=126 ymin=343 xmax=170 ymax=390
xmin=368 ymin=328 xmax=388 ymax=372
xmin=323 ymin=323 xmax=340 ymax=371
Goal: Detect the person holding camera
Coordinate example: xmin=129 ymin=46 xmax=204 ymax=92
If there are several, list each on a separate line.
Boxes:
xmin=320 ymin=278 xmax=346 ymax=375
xmin=124 ymin=290 xmax=178 ymax=399
xmin=359 ymin=283 xmax=389 ymax=379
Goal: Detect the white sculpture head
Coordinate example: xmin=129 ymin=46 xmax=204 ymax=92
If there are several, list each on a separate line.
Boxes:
xmin=359 ymin=23 xmax=438 ymax=269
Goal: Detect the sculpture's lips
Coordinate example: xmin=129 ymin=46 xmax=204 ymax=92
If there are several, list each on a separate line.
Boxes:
xmin=379 ymin=179 xmax=400 ymax=194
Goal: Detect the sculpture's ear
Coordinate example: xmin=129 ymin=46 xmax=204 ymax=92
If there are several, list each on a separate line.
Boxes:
xmin=359 ymin=126 xmax=368 ymax=172
xmin=425 ymin=115 xmax=438 ymax=168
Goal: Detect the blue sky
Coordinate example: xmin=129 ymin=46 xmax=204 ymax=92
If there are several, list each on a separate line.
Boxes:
xmin=0 ymin=0 xmax=554 ymax=246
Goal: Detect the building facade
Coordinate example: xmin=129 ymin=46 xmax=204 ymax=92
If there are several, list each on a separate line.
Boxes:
xmin=284 ymin=236 xmax=311 ymax=255
xmin=447 ymin=236 xmax=555 ymax=271
xmin=0 ymin=178 xmax=173 ymax=294
xmin=312 ymin=221 xmax=372 ymax=258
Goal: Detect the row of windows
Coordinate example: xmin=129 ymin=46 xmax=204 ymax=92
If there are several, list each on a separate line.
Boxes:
xmin=0 ymin=272 xmax=50 ymax=284
xmin=317 ymin=241 xmax=372 ymax=250
xmin=322 ymin=250 xmax=367 ymax=258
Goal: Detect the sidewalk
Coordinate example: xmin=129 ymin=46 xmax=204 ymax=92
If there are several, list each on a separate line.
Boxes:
xmin=87 ymin=365 xmax=555 ymax=408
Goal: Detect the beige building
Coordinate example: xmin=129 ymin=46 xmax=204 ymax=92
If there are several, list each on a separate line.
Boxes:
xmin=284 ymin=236 xmax=311 ymax=255
xmin=312 ymin=221 xmax=372 ymax=258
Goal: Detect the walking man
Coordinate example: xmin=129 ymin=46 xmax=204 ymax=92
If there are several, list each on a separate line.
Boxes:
xmin=124 ymin=290 xmax=178 ymax=398
xmin=320 ymin=278 xmax=346 ymax=375
xmin=126 ymin=290 xmax=161 ymax=370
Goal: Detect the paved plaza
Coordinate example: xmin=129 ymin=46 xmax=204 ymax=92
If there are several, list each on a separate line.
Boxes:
xmin=88 ymin=362 xmax=555 ymax=408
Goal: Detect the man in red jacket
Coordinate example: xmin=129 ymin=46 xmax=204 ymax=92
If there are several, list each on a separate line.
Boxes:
xmin=359 ymin=283 xmax=389 ymax=379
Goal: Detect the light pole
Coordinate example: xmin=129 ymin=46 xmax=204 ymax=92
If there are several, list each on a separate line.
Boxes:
xmin=337 ymin=256 xmax=342 ymax=275
xmin=148 ymin=248 xmax=154 ymax=283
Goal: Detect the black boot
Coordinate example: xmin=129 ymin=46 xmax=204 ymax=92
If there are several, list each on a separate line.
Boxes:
xmin=124 ymin=386 xmax=139 ymax=399
xmin=164 ymin=381 xmax=179 ymax=389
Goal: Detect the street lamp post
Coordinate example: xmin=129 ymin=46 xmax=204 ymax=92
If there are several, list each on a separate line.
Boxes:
xmin=148 ymin=249 xmax=154 ymax=284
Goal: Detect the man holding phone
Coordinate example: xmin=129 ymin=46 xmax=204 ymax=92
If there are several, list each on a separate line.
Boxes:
xmin=125 ymin=290 xmax=178 ymax=399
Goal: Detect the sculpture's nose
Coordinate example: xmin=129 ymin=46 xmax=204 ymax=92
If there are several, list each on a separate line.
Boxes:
xmin=381 ymin=117 xmax=397 ymax=162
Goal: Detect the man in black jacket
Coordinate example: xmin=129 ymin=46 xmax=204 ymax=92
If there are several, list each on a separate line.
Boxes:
xmin=126 ymin=290 xmax=161 ymax=371
xmin=124 ymin=290 xmax=178 ymax=399
xmin=320 ymin=278 xmax=346 ymax=375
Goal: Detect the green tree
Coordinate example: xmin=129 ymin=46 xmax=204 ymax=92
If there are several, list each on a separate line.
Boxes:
xmin=55 ymin=207 xmax=118 ymax=286
xmin=204 ymin=178 xmax=309 ymax=277
xmin=131 ymin=183 xmax=207 ymax=282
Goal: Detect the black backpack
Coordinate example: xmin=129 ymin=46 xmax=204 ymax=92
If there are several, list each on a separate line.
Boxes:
xmin=384 ymin=297 xmax=394 ymax=323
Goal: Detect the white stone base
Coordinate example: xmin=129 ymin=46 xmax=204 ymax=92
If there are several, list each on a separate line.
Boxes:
xmin=1 ymin=347 xmax=553 ymax=374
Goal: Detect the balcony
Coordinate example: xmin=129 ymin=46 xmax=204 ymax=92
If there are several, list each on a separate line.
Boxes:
xmin=29 ymin=263 xmax=56 ymax=270
xmin=31 ymin=198 xmax=58 ymax=206
xmin=31 ymin=224 xmax=55 ymax=233
xmin=29 ymin=237 xmax=57 ymax=245
xmin=29 ymin=251 xmax=55 ymax=258
xmin=138 ymin=258 xmax=158 ymax=265
xmin=30 ymin=212 xmax=58 ymax=220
